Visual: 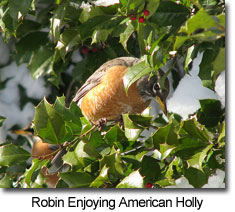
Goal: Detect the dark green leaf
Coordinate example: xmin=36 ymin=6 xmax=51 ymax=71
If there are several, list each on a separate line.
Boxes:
xmin=116 ymin=170 xmax=144 ymax=188
xmin=50 ymin=1 xmax=68 ymax=43
xmin=28 ymin=46 xmax=54 ymax=79
xmin=180 ymin=119 xmax=210 ymax=143
xmin=33 ymin=98 xmax=67 ymax=144
xmin=59 ymin=172 xmax=93 ymax=188
xmin=8 ymin=0 xmax=33 ymax=21
xmin=127 ymin=0 xmax=144 ymax=13
xmin=62 ymin=151 xmax=79 ymax=167
xmin=184 ymin=45 xmax=194 ymax=73
xmin=74 ymin=141 xmax=96 ymax=167
xmin=184 ymin=167 xmax=208 ymax=188
xmin=187 ymin=144 xmax=213 ymax=170
xmin=213 ymin=48 xmax=225 ymax=81
xmin=16 ymin=31 xmax=48 ymax=52
xmin=57 ymin=28 xmax=81 ymax=59
xmin=91 ymin=28 xmax=113 ymax=44
xmin=139 ymin=155 xmax=161 ymax=180
xmin=159 ymin=144 xmax=176 ymax=161
xmin=90 ymin=165 xmax=110 ymax=188
xmin=0 ymin=174 xmax=12 ymax=188
xmin=105 ymin=125 xmax=125 ymax=146
xmin=16 ymin=20 xmax=41 ymax=37
xmin=217 ymin=121 xmax=225 ymax=145
xmin=100 ymin=151 xmax=124 ymax=179
xmin=145 ymin=0 xmax=160 ymax=19
xmin=122 ymin=113 xmax=143 ymax=141
xmin=0 ymin=144 xmax=30 ymax=166
xmin=150 ymin=1 xmax=190 ymax=27
xmin=198 ymin=48 xmax=215 ymax=90
xmin=54 ymin=96 xmax=82 ymax=135
xmin=120 ymin=22 xmax=135 ymax=52
xmin=79 ymin=15 xmax=114 ymax=40
xmin=23 ymin=158 xmax=49 ymax=187
xmin=165 ymin=157 xmax=183 ymax=179
xmin=183 ymin=8 xmax=217 ymax=35
xmin=123 ymin=61 xmax=152 ymax=92
xmin=197 ymin=99 xmax=224 ymax=127
xmin=128 ymin=114 xmax=153 ymax=128
xmin=152 ymin=122 xmax=178 ymax=149
xmin=89 ymin=130 xmax=104 ymax=148
xmin=175 ymin=137 xmax=207 ymax=159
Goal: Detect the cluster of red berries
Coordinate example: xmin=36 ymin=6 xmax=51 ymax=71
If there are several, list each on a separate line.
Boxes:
xmin=81 ymin=46 xmax=99 ymax=55
xmin=129 ymin=9 xmax=150 ymax=23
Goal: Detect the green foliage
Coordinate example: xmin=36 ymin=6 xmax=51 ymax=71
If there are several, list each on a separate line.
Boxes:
xmin=0 ymin=0 xmax=225 ymax=188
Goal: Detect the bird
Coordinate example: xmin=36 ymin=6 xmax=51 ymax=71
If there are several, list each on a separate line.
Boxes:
xmin=73 ymin=57 xmax=169 ymax=124
xmin=13 ymin=127 xmax=60 ymax=188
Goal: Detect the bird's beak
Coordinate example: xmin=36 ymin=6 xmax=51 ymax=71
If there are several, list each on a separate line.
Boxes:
xmin=12 ymin=129 xmax=32 ymax=135
xmin=155 ymin=96 xmax=167 ymax=116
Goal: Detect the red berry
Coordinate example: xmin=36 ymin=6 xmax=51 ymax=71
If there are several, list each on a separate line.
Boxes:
xmin=130 ymin=14 xmax=136 ymax=21
xmin=92 ymin=47 xmax=98 ymax=53
xmin=81 ymin=46 xmax=89 ymax=55
xmin=138 ymin=16 xmax=145 ymax=23
xmin=143 ymin=9 xmax=150 ymax=16
xmin=145 ymin=183 xmax=153 ymax=188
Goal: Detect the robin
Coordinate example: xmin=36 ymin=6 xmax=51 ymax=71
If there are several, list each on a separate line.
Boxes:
xmin=13 ymin=128 xmax=60 ymax=188
xmin=73 ymin=57 xmax=169 ymax=124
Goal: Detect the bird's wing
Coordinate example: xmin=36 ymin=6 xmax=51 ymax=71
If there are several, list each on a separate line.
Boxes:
xmin=72 ymin=57 xmax=140 ymax=103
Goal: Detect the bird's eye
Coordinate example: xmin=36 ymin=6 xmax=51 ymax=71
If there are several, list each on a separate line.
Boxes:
xmin=153 ymin=82 xmax=160 ymax=91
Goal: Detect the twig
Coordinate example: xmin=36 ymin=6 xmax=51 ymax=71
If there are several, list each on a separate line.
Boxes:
xmin=65 ymin=79 xmax=76 ymax=105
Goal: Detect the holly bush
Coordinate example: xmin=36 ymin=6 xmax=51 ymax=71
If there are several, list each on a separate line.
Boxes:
xmin=0 ymin=0 xmax=225 ymax=188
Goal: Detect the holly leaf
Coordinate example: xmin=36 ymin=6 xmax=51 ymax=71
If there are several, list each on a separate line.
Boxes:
xmin=152 ymin=122 xmax=178 ymax=149
xmin=0 ymin=144 xmax=30 ymax=166
xmin=33 ymin=98 xmax=68 ymax=144
xmin=198 ymin=48 xmax=215 ymax=90
xmin=50 ymin=1 xmax=68 ymax=43
xmin=74 ymin=141 xmax=97 ymax=167
xmin=187 ymin=144 xmax=213 ymax=170
xmin=90 ymin=165 xmax=110 ymax=188
xmin=105 ymin=125 xmax=125 ymax=146
xmin=184 ymin=167 xmax=208 ymax=188
xmin=180 ymin=119 xmax=210 ymax=143
xmin=213 ymin=48 xmax=225 ymax=81
xmin=116 ymin=170 xmax=144 ymax=188
xmin=28 ymin=46 xmax=54 ymax=79
xmin=139 ymin=155 xmax=161 ymax=180
xmin=183 ymin=9 xmax=217 ymax=35
xmin=122 ymin=113 xmax=143 ymax=141
xmin=150 ymin=1 xmax=190 ymax=27
xmin=120 ymin=22 xmax=135 ymax=52
xmin=123 ymin=61 xmax=152 ymax=93
xmin=197 ymin=99 xmax=224 ymax=127
xmin=23 ymin=158 xmax=49 ymax=187
xmin=0 ymin=174 xmax=12 ymax=188
xmin=59 ymin=172 xmax=93 ymax=188
xmin=8 ymin=0 xmax=33 ymax=21
xmin=100 ymin=150 xmax=124 ymax=179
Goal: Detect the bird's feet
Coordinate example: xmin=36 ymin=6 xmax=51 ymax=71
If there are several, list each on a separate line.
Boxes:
xmin=96 ymin=118 xmax=107 ymax=131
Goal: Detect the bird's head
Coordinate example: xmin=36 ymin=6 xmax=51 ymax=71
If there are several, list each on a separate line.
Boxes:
xmin=137 ymin=69 xmax=169 ymax=115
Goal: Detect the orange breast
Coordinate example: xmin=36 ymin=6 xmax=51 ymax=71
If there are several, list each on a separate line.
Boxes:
xmin=32 ymin=140 xmax=54 ymax=159
xmin=80 ymin=65 xmax=150 ymax=123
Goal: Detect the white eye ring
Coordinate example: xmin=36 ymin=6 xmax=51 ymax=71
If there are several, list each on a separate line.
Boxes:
xmin=153 ymin=83 xmax=160 ymax=92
